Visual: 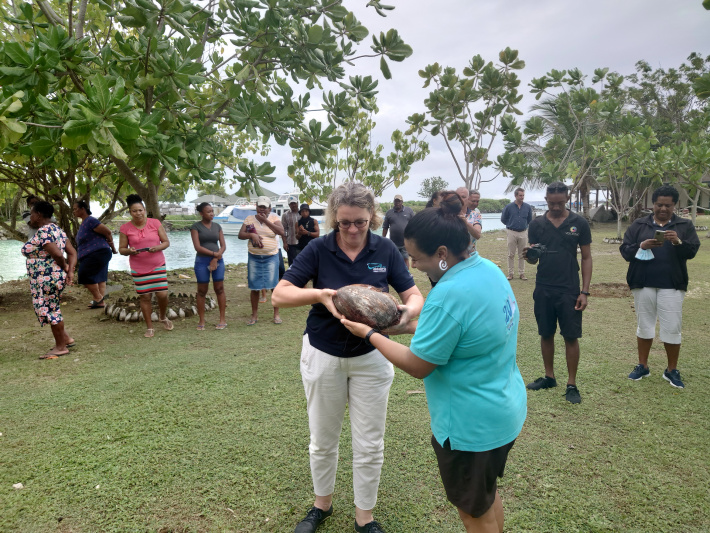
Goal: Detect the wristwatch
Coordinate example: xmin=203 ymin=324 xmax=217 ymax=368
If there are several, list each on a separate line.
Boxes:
xmin=580 ymin=291 xmax=590 ymax=296
xmin=672 ymin=239 xmax=682 ymax=246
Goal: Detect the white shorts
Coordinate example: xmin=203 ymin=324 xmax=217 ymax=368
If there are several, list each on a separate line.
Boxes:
xmin=632 ymin=287 xmax=685 ymax=344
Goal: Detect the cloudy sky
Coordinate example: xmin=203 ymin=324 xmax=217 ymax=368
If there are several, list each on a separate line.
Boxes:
xmin=205 ymin=0 xmax=709 ymax=203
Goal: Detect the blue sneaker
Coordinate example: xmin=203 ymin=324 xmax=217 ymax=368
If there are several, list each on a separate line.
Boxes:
xmin=628 ymin=364 xmax=650 ymax=381
xmin=663 ymin=369 xmax=685 ymax=389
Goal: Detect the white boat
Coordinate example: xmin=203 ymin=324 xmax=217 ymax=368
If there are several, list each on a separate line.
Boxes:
xmin=214 ymin=192 xmax=326 ymax=235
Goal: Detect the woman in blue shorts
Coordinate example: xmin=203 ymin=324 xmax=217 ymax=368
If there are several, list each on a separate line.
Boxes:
xmin=190 ymin=202 xmax=227 ymax=329
xmin=341 ymin=191 xmax=527 ymax=533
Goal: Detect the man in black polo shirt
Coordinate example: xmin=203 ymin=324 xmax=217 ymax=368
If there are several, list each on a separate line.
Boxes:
xmin=524 ymin=182 xmax=592 ymax=404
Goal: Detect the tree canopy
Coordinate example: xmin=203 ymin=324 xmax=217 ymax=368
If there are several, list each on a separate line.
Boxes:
xmin=0 ymin=0 xmax=411 ymax=240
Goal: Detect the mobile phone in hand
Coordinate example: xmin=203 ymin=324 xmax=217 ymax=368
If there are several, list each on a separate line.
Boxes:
xmin=654 ymin=230 xmax=666 ymax=243
xmin=135 ymin=247 xmax=151 ymax=252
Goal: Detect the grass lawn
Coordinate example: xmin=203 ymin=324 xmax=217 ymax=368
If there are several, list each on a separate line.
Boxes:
xmin=1 ymin=219 xmax=709 ymax=532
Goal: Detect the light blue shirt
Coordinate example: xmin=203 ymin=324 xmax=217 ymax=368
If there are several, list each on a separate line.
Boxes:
xmin=410 ymin=254 xmax=527 ymax=452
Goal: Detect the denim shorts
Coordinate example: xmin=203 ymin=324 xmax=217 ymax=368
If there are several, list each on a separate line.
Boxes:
xmin=194 ymin=256 xmax=225 ymax=284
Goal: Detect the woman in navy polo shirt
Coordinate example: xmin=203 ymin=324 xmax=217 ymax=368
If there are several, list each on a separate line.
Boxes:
xmin=341 ymin=192 xmax=527 ymax=533
xmin=273 ymin=182 xmax=424 ymax=533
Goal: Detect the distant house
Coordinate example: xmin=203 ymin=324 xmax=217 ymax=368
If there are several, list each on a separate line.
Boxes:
xmin=189 ymin=195 xmax=230 ymax=209
xmin=159 ymin=202 xmax=195 ymax=215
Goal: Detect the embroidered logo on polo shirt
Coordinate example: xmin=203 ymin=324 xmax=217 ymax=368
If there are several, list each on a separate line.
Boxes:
xmin=367 ymin=263 xmax=387 ymax=273
xmin=565 ymin=226 xmax=579 ymax=236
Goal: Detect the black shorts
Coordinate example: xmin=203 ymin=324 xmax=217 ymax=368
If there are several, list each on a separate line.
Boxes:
xmin=533 ymin=285 xmax=582 ymax=339
xmin=432 ymin=436 xmax=516 ymax=518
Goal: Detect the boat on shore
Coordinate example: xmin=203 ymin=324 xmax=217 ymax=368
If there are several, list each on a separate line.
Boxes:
xmin=214 ymin=192 xmax=325 ymax=235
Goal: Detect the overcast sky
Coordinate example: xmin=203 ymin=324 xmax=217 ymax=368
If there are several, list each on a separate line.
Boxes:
xmin=203 ymin=0 xmax=709 ymax=203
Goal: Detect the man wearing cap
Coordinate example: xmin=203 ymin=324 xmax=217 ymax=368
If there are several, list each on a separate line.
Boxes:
xmin=282 ymin=196 xmax=300 ymax=268
xmin=382 ymin=194 xmax=414 ymax=268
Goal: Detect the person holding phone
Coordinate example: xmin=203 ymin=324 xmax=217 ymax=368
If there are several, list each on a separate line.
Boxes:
xmin=620 ymin=185 xmax=700 ymax=389
xmin=119 ymin=194 xmax=172 ymax=338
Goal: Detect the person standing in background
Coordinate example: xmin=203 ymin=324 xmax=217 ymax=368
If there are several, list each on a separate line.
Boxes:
xmin=455 ymin=187 xmax=482 ymax=253
xmin=296 ymin=203 xmax=320 ymax=254
xmin=501 ymin=188 xmax=533 ymax=280
xmin=467 ymin=189 xmax=483 ymax=252
xmin=382 ymin=194 xmax=414 ymax=268
xmin=523 ymin=182 xmax=591 ymax=404
xmin=282 ymin=196 xmax=300 ymax=268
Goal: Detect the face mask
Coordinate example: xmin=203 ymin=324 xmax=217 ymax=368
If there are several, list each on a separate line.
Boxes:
xmin=635 ymin=248 xmax=655 ymax=261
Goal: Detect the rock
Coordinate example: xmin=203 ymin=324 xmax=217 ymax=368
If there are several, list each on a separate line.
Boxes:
xmin=178 ymin=308 xmax=186 ymax=318
xmin=192 ymin=306 xmax=198 ymax=315
xmin=12 ymin=483 xmax=23 ymax=490
xmin=167 ymin=308 xmax=178 ymax=319
xmin=151 ymin=312 xmax=159 ymax=322
xmin=333 ymin=284 xmax=401 ymax=330
xmin=179 ymin=274 xmax=191 ymax=279
xmin=129 ymin=311 xmax=139 ymax=322
xmin=118 ymin=309 xmax=127 ymax=321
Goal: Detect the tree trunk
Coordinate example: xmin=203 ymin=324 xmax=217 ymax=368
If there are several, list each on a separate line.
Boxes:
xmin=617 ymin=214 xmax=623 ymax=239
xmin=690 ymin=189 xmax=700 ymax=225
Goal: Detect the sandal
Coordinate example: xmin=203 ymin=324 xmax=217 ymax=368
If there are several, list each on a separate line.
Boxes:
xmin=40 ymin=348 xmax=69 ymax=359
xmin=87 ymin=297 xmax=105 ymax=309
xmin=196 ymin=324 xmax=206 ymax=331
xmin=273 ymin=317 xmax=283 ymax=325
xmin=160 ymin=318 xmax=174 ymax=331
xmin=144 ymin=328 xmax=155 ymax=338
xmin=246 ymin=317 xmax=257 ymax=326
xmin=215 ymin=323 xmax=227 ymax=330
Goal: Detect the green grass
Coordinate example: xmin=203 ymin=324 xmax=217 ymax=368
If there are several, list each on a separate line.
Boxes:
xmin=1 ymin=219 xmax=709 ymax=532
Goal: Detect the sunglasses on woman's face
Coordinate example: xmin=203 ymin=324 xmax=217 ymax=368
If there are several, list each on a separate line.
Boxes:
xmin=337 ymin=219 xmax=369 ymax=229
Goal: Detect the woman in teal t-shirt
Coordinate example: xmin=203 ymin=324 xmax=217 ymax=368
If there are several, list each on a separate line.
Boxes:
xmin=341 ymin=191 xmax=527 ymax=533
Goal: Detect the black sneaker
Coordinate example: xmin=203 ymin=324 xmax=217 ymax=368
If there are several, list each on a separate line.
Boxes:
xmin=294 ymin=505 xmax=333 ymax=533
xmin=663 ymin=368 xmax=685 ymax=389
xmin=628 ymin=364 xmax=650 ymax=381
xmin=355 ymin=520 xmax=385 ymax=533
xmin=564 ymin=384 xmax=581 ymax=404
xmin=526 ymin=376 xmax=557 ymax=390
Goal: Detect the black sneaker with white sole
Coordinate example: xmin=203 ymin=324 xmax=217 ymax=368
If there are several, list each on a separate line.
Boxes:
xmin=628 ymin=364 xmax=650 ymax=381
xmin=663 ymin=368 xmax=685 ymax=389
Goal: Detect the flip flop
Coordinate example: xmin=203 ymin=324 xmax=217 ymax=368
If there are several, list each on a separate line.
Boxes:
xmin=87 ymin=300 xmax=105 ymax=309
xmin=215 ymin=323 xmax=227 ymax=330
xmin=196 ymin=324 xmax=206 ymax=331
xmin=40 ymin=349 xmax=69 ymax=359
xmin=160 ymin=318 xmax=174 ymax=331
xmin=67 ymin=340 xmax=76 ymax=348
xmin=246 ymin=318 xmax=257 ymax=326
xmin=144 ymin=328 xmax=155 ymax=338
xmin=273 ymin=317 xmax=283 ymax=325
xmin=259 ymin=296 xmax=267 ymax=303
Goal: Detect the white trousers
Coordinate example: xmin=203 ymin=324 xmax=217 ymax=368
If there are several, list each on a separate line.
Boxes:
xmin=300 ymin=334 xmax=395 ymax=510
xmin=632 ymin=287 xmax=685 ymax=344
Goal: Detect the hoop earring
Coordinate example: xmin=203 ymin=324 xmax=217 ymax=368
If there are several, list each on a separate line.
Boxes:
xmin=439 ymin=259 xmax=448 ymax=271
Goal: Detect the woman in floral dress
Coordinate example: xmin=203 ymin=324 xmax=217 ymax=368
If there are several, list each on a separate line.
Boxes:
xmin=21 ymin=201 xmax=77 ymax=359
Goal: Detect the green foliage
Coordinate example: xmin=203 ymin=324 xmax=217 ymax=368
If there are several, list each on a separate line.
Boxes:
xmin=0 ymin=0 xmax=411 ymax=239
xmin=288 ymin=96 xmax=428 ymax=201
xmin=417 ymin=176 xmax=448 ymax=199
xmin=405 ymin=48 xmax=525 ymax=190
xmin=498 ymin=66 xmax=625 ymax=215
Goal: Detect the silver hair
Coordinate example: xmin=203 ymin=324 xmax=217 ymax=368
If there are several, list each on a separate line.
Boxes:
xmin=469 ymin=189 xmax=480 ymax=196
xmin=325 ymin=182 xmax=383 ymax=231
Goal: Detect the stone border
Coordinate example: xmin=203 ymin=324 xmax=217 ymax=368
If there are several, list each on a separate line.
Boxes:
xmin=103 ymin=293 xmax=216 ymax=322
